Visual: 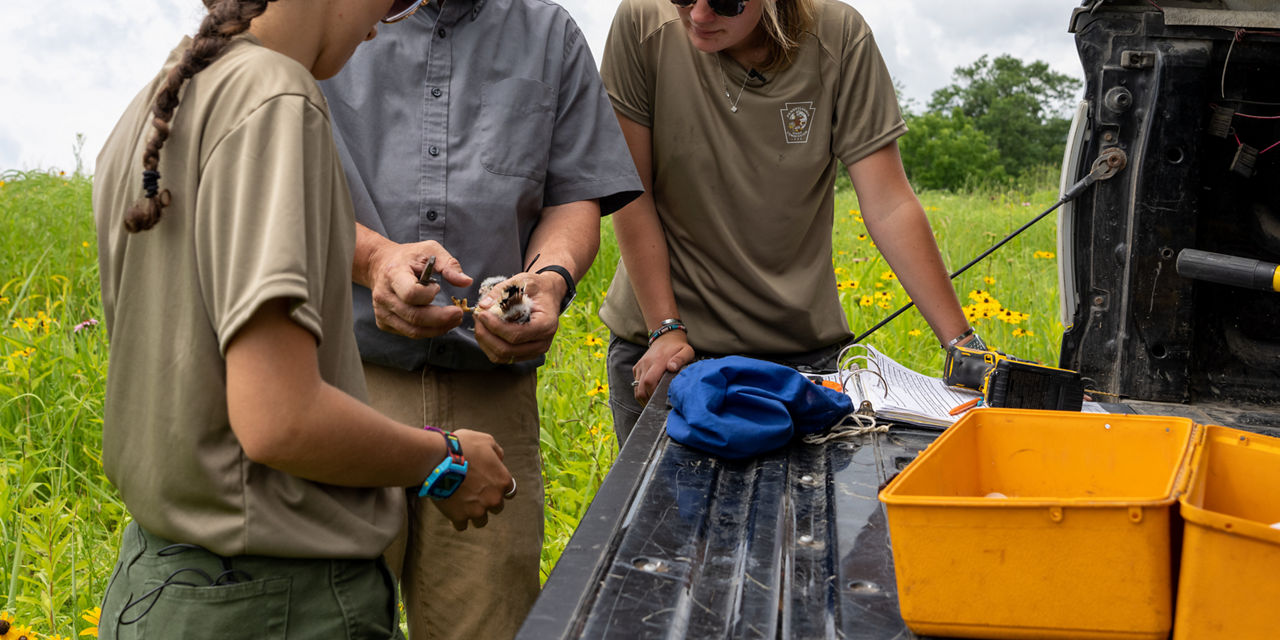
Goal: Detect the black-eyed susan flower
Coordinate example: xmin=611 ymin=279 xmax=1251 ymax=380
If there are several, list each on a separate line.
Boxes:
xmin=908 ymin=329 xmax=922 ymax=337
xmin=1033 ymin=251 xmax=1056 ymax=259
xmin=1012 ymin=328 xmax=1035 ymax=337
xmin=983 ymin=276 xmax=995 ymax=285
xmin=80 ymin=605 xmax=102 ymax=636
xmin=583 ymin=335 xmax=603 ymax=347
xmin=587 ymin=380 xmax=607 ymax=396
xmin=880 ymin=271 xmax=897 ymax=281
xmin=859 ymin=296 xmax=873 ymax=307
xmin=592 ymin=350 xmax=605 ymax=359
xmin=856 ymin=233 xmax=868 ymax=242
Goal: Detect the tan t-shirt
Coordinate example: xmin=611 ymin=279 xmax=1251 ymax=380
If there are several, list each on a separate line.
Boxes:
xmin=93 ymin=35 xmax=401 ymax=558
xmin=598 ymin=0 xmax=906 ymax=355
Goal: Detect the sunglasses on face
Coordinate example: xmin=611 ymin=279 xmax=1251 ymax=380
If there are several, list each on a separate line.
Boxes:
xmin=670 ymin=0 xmax=749 ymax=18
xmin=383 ymin=0 xmax=428 ymax=24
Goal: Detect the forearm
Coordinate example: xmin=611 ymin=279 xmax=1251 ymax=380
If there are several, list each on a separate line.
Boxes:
xmin=611 ymin=112 xmax=682 ymax=332
xmin=523 ymin=200 xmax=600 ymax=309
xmin=864 ymin=200 xmax=968 ymax=343
xmin=526 ymin=200 xmax=600 ymax=282
xmin=614 ymin=194 xmax=682 ymax=331
xmin=352 ymin=222 xmax=395 ymax=289
xmin=850 ymin=142 xmax=968 ymax=345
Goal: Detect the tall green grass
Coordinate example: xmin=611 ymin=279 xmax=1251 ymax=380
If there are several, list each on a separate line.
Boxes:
xmin=0 ymin=166 xmax=1062 ymax=637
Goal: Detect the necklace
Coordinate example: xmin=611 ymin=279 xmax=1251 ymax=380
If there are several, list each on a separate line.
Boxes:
xmin=716 ymin=55 xmax=749 ymax=113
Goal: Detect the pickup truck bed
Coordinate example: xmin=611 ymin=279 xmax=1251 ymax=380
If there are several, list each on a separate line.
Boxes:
xmin=517 ymin=377 xmax=1279 ymax=639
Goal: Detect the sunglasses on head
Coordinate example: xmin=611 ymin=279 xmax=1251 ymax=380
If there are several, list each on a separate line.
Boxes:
xmin=669 ymin=0 xmax=749 ymax=18
xmin=383 ymin=0 xmax=428 ymax=24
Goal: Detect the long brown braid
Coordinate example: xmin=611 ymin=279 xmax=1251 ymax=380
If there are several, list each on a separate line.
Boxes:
xmin=125 ymin=0 xmax=277 ymax=233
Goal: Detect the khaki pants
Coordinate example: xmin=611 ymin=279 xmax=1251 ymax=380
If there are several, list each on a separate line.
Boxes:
xmin=364 ymin=362 xmax=543 ymax=640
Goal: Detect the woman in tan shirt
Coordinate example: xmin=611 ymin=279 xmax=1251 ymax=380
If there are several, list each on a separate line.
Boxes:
xmin=92 ymin=0 xmax=512 ymax=635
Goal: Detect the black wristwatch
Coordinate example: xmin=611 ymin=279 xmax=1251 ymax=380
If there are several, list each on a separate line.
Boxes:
xmin=536 ymin=265 xmax=576 ymax=314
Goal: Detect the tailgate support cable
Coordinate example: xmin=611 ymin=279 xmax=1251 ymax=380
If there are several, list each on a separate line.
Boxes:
xmin=851 ymin=147 xmax=1128 ymax=345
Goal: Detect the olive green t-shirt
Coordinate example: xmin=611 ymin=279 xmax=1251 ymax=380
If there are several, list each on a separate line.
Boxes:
xmin=598 ymin=0 xmax=907 ymax=355
xmin=93 ymin=36 xmax=401 ymax=558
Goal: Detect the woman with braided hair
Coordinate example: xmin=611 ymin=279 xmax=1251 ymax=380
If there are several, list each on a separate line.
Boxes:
xmin=92 ymin=0 xmax=513 ymax=635
xmin=600 ymin=0 xmax=982 ymax=440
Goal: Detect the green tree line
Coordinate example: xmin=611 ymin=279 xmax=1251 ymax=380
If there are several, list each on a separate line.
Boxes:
xmin=898 ymin=54 xmax=1082 ymax=191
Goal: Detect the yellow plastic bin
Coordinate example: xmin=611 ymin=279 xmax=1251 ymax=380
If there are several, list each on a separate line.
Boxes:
xmin=879 ymin=408 xmax=1199 ymax=639
xmin=1173 ymin=425 xmax=1280 ymax=639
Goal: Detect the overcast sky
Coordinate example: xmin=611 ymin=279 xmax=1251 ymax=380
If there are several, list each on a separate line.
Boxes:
xmin=0 ymin=1 xmax=1083 ymax=174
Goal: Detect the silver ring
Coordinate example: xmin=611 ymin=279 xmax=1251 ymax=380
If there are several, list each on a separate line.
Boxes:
xmin=503 ymin=478 xmax=518 ymax=499
xmin=630 ymin=380 xmax=640 ymax=387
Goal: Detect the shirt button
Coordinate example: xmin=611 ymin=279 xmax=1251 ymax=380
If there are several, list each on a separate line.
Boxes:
xmin=431 ymin=87 xmax=442 ymax=98
xmin=437 ymin=27 xmax=447 ymax=38
xmin=429 ymin=146 xmax=439 ymax=156
xmin=427 ymin=210 xmax=438 ymax=221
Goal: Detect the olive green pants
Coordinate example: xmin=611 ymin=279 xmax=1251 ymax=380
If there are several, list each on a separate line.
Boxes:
xmin=364 ymin=362 xmax=544 ymax=640
xmin=98 ymin=521 xmax=402 ymax=639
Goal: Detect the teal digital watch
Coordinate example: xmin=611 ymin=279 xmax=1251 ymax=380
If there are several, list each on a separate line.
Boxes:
xmin=419 ymin=427 xmax=468 ymax=499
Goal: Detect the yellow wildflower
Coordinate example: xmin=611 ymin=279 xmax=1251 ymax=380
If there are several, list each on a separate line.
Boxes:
xmin=877 ymin=300 xmax=891 ymax=309
xmin=834 ymin=267 xmax=846 ymax=275
xmin=583 ymin=335 xmax=603 ymax=347
xmin=880 ymin=271 xmax=897 ymax=281
xmin=856 ymin=233 xmax=868 ymax=241
xmin=908 ymin=329 xmax=922 ymax=337
xmin=1033 ymin=251 xmax=1056 ymax=259
xmin=82 ymin=241 xmax=90 ymax=248
xmin=592 ymin=350 xmax=605 ymax=359
xmin=1012 ymin=328 xmax=1035 ymax=337
xmin=983 ymin=276 xmax=995 ymax=285
xmin=587 ymin=380 xmax=607 ymax=396
xmin=79 ymin=604 xmax=101 ymax=634
xmin=858 ymin=296 xmax=873 ymax=307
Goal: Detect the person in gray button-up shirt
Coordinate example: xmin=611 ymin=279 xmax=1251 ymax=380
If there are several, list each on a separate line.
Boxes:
xmin=321 ymin=1 xmax=642 ymax=639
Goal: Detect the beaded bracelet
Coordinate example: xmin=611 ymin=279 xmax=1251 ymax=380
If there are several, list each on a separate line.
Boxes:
xmin=648 ymin=318 xmax=687 ymax=346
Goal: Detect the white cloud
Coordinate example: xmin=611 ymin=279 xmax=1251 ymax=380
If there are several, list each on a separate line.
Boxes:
xmin=0 ymin=0 xmax=1082 ymax=174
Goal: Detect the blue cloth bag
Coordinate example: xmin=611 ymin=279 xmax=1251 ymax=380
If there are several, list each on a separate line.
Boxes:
xmin=666 ymin=356 xmax=854 ymax=459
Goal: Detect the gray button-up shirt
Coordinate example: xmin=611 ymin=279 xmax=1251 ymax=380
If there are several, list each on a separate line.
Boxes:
xmin=322 ymin=0 xmax=642 ymax=372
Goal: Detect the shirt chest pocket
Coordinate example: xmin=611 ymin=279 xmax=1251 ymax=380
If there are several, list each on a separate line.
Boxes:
xmin=480 ymin=77 xmax=556 ymax=181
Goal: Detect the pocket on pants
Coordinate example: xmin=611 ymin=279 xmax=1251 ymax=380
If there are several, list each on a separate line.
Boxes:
xmin=132 ymin=577 xmax=290 ymax=639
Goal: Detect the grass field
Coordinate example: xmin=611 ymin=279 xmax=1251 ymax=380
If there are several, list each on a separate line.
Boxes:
xmin=0 ymin=166 xmax=1063 ymax=637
